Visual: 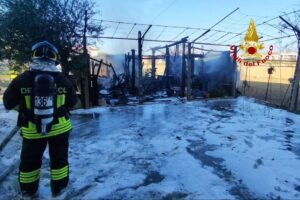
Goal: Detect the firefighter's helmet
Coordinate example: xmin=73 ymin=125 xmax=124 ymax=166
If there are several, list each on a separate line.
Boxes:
xmin=31 ymin=41 xmax=58 ymax=63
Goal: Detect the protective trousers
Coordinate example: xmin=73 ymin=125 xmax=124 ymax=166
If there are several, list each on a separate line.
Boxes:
xmin=19 ymin=132 xmax=69 ymax=195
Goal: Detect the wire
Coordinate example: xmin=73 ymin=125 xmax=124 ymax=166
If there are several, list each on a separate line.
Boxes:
xmin=261 ymin=34 xmax=294 ymax=42
xmin=213 ymin=33 xmax=230 ymax=43
xmin=237 ymin=9 xmax=271 ymax=18
xmin=221 ymin=9 xmax=300 ymax=44
xmin=201 ymin=30 xmax=222 ymax=42
xmin=172 ymin=28 xmax=189 ymax=41
xmin=127 ymin=23 xmax=136 ymax=38
xmin=192 ymin=7 xmax=239 ymax=43
xmin=156 ymin=26 xmax=167 ymax=40
xmin=112 ymin=22 xmax=120 ymax=37
xmin=151 ymin=0 xmax=178 ymax=23
xmin=87 ymin=35 xmax=231 ymax=46
xmin=264 ymin=22 xmax=291 ymax=36
xmin=96 ymin=19 xmax=241 ymax=35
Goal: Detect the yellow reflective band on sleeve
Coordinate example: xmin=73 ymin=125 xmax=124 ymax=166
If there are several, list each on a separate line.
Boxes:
xmin=57 ymin=95 xmax=61 ymax=108
xmin=20 ymin=169 xmax=40 ymax=183
xmin=51 ymin=165 xmax=68 ymax=181
xmin=56 ymin=94 xmax=65 ymax=108
xmin=21 ymin=119 xmax=72 ymax=139
xmin=62 ymin=94 xmax=65 ymax=105
xmin=24 ymin=95 xmax=31 ymax=109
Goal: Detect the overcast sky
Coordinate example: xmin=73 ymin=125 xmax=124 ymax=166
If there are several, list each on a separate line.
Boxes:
xmin=92 ymin=0 xmax=300 ymax=54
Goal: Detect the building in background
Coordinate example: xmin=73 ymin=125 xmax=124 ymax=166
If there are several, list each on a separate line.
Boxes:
xmin=238 ymin=52 xmax=298 ymax=106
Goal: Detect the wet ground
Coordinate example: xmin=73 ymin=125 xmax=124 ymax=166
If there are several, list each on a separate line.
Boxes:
xmin=1 ymin=97 xmax=300 ymax=199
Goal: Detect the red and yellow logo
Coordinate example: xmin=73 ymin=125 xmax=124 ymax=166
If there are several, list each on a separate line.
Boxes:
xmin=230 ymin=19 xmax=273 ymax=66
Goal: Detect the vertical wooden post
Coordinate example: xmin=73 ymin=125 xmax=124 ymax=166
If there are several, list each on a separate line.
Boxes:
xmin=232 ymin=46 xmax=237 ymax=97
xmin=165 ymin=47 xmax=170 ymax=92
xmin=82 ymin=53 xmax=90 ymax=108
xmin=125 ymin=53 xmax=130 ymax=90
xmin=83 ymin=10 xmax=87 ymax=54
xmin=200 ymin=55 xmax=205 ymax=90
xmin=289 ymin=47 xmax=300 ymax=110
xmin=82 ymin=9 xmax=90 ymax=108
xmin=96 ymin=59 xmax=103 ymax=76
xmin=279 ymin=16 xmax=300 ymax=111
xmin=187 ymin=42 xmax=192 ymax=100
xmin=131 ymin=49 xmax=136 ymax=95
xmin=191 ymin=52 xmax=195 ymax=77
xmin=180 ymin=41 xmax=186 ymax=97
xmin=138 ymin=31 xmax=143 ymax=103
xmin=151 ymin=49 xmax=156 ymax=80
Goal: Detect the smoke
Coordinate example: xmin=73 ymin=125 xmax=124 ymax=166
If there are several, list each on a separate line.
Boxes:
xmin=107 ymin=54 xmax=125 ymax=74
xmin=195 ymin=51 xmax=235 ymax=92
xmin=95 ymin=51 xmax=236 ymax=93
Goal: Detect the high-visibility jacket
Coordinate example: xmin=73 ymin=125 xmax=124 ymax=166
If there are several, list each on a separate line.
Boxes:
xmin=3 ymin=70 xmax=77 ymax=139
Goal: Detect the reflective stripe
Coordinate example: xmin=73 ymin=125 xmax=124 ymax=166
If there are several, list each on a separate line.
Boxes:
xmin=25 ymin=95 xmax=31 ymax=109
xmin=22 ymin=124 xmax=71 ymax=138
xmin=20 ymin=169 xmax=40 ymax=183
xmin=22 ymin=125 xmax=71 ymax=139
xmin=28 ymin=121 xmax=35 ymax=129
xmin=52 ymin=171 xmax=68 ymax=181
xmin=61 ymin=94 xmax=65 ymax=105
xmin=56 ymin=94 xmax=65 ymax=108
xmin=51 ymin=165 xmax=68 ymax=174
xmin=23 ymin=117 xmax=69 ymax=133
xmin=20 ymin=169 xmax=40 ymax=177
xmin=21 ymin=120 xmax=71 ymax=139
xmin=56 ymin=95 xmax=60 ymax=107
xmin=34 ymin=108 xmax=54 ymax=115
xmin=51 ymin=165 xmax=68 ymax=181
xmin=21 ymin=118 xmax=71 ymax=139
xmin=20 ymin=176 xmax=40 ymax=183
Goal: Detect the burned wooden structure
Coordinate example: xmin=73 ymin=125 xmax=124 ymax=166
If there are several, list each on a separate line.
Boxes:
xmin=89 ymin=57 xmax=127 ymax=106
xmin=76 ymin=7 xmax=243 ymax=107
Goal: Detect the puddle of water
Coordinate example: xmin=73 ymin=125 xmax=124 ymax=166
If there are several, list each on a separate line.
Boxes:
xmin=186 ymin=139 xmax=256 ymax=199
xmin=206 ymin=99 xmax=237 ymax=113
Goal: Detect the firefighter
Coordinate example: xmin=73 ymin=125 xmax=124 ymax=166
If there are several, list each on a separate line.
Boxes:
xmin=3 ymin=41 xmax=77 ymax=197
